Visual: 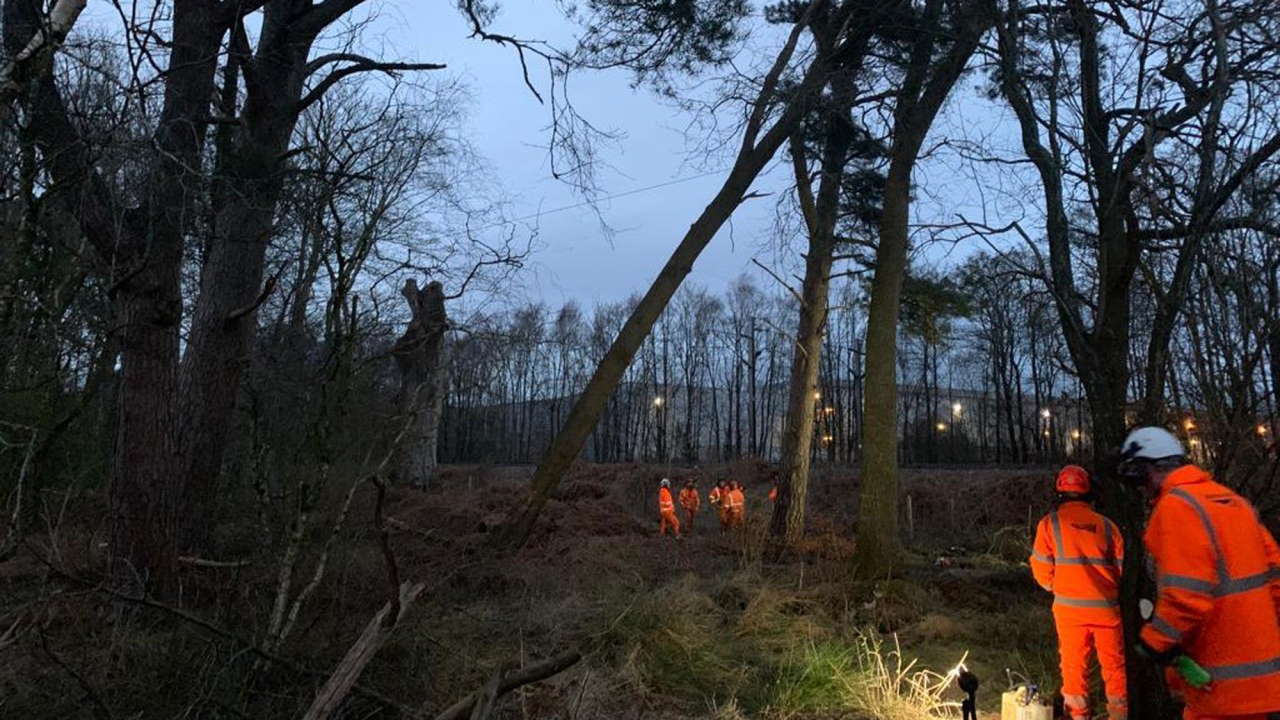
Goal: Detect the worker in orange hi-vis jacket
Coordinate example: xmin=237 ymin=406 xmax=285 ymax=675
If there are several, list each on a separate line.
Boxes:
xmin=678 ymin=479 xmax=700 ymax=532
xmin=713 ymin=480 xmax=732 ymax=532
xmin=768 ymin=478 xmax=779 ymax=503
xmin=1120 ymin=427 xmax=1280 ymax=720
xmin=1030 ymin=465 xmax=1127 ymax=720
xmin=657 ymin=478 xmax=680 ymax=538
xmin=727 ymin=481 xmax=746 ymax=528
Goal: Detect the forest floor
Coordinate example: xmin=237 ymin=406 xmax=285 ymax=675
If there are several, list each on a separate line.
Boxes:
xmin=1 ymin=460 xmax=1089 ymax=719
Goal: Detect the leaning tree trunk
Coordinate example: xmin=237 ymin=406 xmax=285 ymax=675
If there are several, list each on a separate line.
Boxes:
xmin=769 ymin=72 xmax=855 ymax=550
xmin=391 ymin=279 xmax=449 ymax=489
xmin=491 ymin=6 xmax=845 ymax=549
xmin=769 ymin=237 xmax=834 ymax=549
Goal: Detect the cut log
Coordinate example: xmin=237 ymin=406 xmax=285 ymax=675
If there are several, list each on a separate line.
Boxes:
xmin=433 ymin=650 xmax=583 ymax=720
xmin=302 ymin=580 xmax=427 ymax=720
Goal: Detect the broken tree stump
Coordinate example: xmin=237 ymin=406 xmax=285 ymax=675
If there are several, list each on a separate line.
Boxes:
xmin=301 ymin=580 xmax=427 ymax=720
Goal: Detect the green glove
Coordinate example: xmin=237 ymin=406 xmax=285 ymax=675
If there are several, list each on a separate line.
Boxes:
xmin=1173 ymin=655 xmax=1212 ymax=690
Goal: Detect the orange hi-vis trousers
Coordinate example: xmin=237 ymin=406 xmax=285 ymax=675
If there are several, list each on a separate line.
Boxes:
xmin=659 ymin=510 xmax=680 ymax=536
xmin=1054 ymin=614 xmax=1128 ymax=720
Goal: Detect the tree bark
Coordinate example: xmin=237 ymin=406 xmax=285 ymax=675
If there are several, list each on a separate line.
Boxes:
xmin=392 ymin=279 xmax=450 ymax=488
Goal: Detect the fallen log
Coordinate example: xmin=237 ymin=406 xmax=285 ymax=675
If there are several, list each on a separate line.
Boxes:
xmin=434 ymin=650 xmax=583 ymax=720
xmin=301 ymin=580 xmax=427 ymax=720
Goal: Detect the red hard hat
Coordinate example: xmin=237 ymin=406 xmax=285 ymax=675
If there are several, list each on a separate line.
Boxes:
xmin=1056 ymin=465 xmax=1091 ymax=494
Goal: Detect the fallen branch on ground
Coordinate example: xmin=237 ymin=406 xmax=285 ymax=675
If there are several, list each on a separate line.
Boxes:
xmin=178 ymin=555 xmax=252 ymax=569
xmin=433 ymin=650 xmax=583 ymax=720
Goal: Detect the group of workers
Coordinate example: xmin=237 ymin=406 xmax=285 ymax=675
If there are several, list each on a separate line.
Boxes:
xmin=657 ymin=476 xmax=774 ymax=539
xmin=1031 ymin=426 xmax=1280 ymax=720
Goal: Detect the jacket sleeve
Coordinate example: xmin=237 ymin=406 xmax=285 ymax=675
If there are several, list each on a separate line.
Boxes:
xmin=1030 ymin=517 xmax=1055 ymax=592
xmin=1261 ymin=520 xmax=1280 ymax=610
xmin=1141 ymin=498 xmax=1218 ymax=654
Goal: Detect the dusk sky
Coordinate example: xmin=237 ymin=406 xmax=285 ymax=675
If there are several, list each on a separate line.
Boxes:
xmin=81 ymin=1 xmax=1029 ymax=310
xmin=377 ymin=2 xmax=1029 ymax=309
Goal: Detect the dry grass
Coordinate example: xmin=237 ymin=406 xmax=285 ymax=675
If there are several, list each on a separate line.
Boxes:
xmin=0 ymin=463 xmax=1064 ymax=719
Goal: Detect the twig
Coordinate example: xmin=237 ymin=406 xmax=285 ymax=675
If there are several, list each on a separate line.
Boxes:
xmin=432 ymin=651 xmax=583 ymax=720
xmin=368 ymin=477 xmax=402 ymax=627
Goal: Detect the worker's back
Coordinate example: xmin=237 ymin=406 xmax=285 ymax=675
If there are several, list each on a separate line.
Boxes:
xmin=1142 ymin=465 xmax=1280 ymax=714
xmin=1031 ymin=501 xmax=1123 ymax=623
xmin=658 ymin=487 xmax=675 ymax=512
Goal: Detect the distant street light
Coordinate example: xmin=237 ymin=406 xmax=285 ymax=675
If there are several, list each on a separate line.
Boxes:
xmin=1041 ymin=408 xmax=1051 ymax=419
xmin=936 ymin=422 xmax=948 ymax=432
xmin=1184 ymin=418 xmax=1196 ymax=432
xmin=1071 ymin=429 xmax=1081 ymax=440
xmin=653 ymin=397 xmax=664 ymax=407
xmin=952 ymin=402 xmax=963 ymax=415
xmin=814 ymin=391 xmax=822 ymax=401
xmin=1259 ymin=424 xmax=1270 ymax=436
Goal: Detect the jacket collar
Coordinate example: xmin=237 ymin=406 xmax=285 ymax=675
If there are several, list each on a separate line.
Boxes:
xmin=1159 ymin=464 xmax=1210 ymax=495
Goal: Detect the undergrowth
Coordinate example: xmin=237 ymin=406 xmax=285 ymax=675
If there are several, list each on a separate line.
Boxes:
xmin=592 ymin=571 xmax=973 ymax=719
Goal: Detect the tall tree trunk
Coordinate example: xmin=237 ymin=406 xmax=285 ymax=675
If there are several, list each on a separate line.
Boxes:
xmin=770 ymin=65 xmax=856 ymax=547
xmin=855 ymin=168 xmax=911 ymax=578
xmin=853 ymin=0 xmax=989 ymax=579
xmin=391 ymin=280 xmax=449 ymax=488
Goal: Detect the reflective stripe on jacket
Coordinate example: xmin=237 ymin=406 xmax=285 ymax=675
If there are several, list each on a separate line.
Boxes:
xmin=728 ymin=489 xmax=744 ymax=510
xmin=708 ymin=488 xmax=722 ymax=505
xmin=1141 ymin=465 xmax=1280 ymax=715
xmin=1030 ymin=501 xmax=1123 ymax=623
xmin=658 ymin=487 xmax=676 ymax=513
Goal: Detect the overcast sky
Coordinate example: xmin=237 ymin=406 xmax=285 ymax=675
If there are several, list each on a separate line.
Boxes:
xmin=83 ymin=1 xmax=1027 ymax=311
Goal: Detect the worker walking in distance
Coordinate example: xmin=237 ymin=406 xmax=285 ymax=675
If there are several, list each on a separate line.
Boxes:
xmin=678 ymin=479 xmax=700 ymax=532
xmin=657 ymin=478 xmax=680 ymax=539
xmin=727 ymin=481 xmax=746 ymax=528
xmin=1120 ymin=427 xmax=1280 ymax=720
xmin=714 ymin=480 xmax=732 ymax=533
xmin=768 ymin=476 xmax=779 ymax=503
xmin=1030 ymin=465 xmax=1127 ymax=720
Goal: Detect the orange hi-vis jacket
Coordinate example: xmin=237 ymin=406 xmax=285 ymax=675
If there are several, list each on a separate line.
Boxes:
xmin=658 ymin=487 xmax=676 ymax=515
xmin=1031 ymin=501 xmax=1124 ymax=623
xmin=727 ymin=488 xmax=745 ymax=513
xmin=708 ymin=486 xmax=722 ymax=506
xmin=1140 ymin=465 xmax=1280 ymax=715
xmin=679 ymin=487 xmax=699 ymax=512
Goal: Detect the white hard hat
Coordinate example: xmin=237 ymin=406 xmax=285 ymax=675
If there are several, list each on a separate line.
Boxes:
xmin=660 ymin=478 xmax=670 ymax=488
xmin=1121 ymin=427 xmax=1186 ymax=461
